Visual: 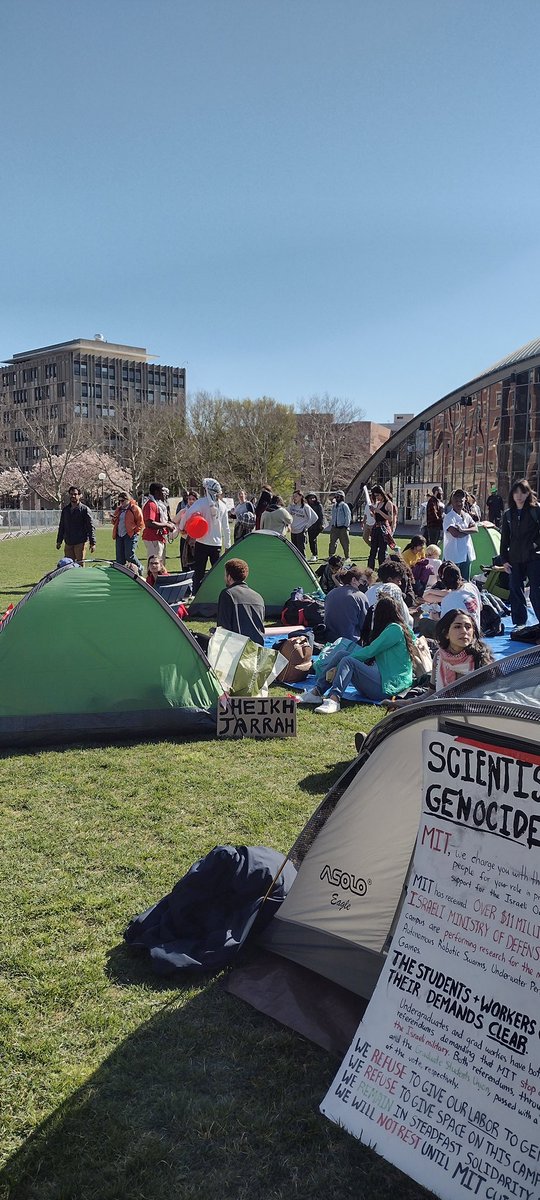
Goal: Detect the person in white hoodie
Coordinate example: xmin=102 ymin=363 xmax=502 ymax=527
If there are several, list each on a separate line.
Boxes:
xmin=289 ymin=491 xmax=317 ymax=558
xmin=176 ymin=477 xmax=231 ymax=593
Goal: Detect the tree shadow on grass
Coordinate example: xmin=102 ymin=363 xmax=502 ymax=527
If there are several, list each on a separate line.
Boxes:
xmin=0 ymin=975 xmax=431 ymax=1200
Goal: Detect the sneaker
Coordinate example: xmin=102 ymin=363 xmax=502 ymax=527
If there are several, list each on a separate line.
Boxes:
xmin=299 ymin=688 xmax=323 ymax=704
xmin=315 ymin=697 xmax=340 ymax=714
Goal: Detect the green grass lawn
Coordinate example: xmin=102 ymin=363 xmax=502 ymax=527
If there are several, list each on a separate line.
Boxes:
xmin=0 ymin=533 xmax=428 ymax=1200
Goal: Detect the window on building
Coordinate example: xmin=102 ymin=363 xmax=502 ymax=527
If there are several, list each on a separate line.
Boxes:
xmin=45 ymin=364 xmax=57 ymax=379
xmin=122 ymin=365 xmax=128 ymax=381
xmin=58 ymin=423 xmax=66 ymax=437
xmin=96 ymin=405 xmax=102 ymax=418
xmin=129 ymin=367 xmax=135 ymax=382
xmin=109 ymin=365 xmax=115 ymax=379
xmin=82 ymin=403 xmax=88 ymax=417
xmin=60 ymin=382 xmax=66 ymax=397
xmin=160 ymin=391 xmax=167 ymax=403
xmin=80 ymin=361 xmax=87 ymax=376
xmin=74 ymin=362 xmax=80 ymax=375
xmin=147 ymin=390 xmax=154 ymax=403
xmin=95 ymin=364 xmax=102 ymax=378
xmin=95 ymin=384 xmax=102 ymax=399
xmin=135 ymin=389 xmax=142 ymax=402
xmin=81 ymin=383 xmax=88 ymax=397
xmin=109 ymin=385 xmax=116 ymax=398
xmin=135 ymin=367 xmax=141 ymax=383
xmin=74 ymin=404 xmax=81 ymax=415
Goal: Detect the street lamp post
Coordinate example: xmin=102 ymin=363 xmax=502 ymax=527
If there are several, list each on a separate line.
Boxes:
xmin=98 ymin=472 xmax=106 ymax=523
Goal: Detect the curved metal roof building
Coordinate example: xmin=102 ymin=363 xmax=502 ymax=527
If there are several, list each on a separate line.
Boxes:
xmin=346 ymin=335 xmax=540 ymax=523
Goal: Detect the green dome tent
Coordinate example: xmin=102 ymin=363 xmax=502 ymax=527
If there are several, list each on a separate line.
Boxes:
xmin=0 ymin=564 xmax=222 ymax=747
xmin=189 ymin=532 xmax=323 ymax=618
xmin=470 ymin=521 xmax=500 ymax=576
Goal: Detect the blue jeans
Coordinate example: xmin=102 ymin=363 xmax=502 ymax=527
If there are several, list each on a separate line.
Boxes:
xmin=509 ymin=558 xmax=540 ymax=626
xmin=326 ymin=656 xmax=384 ymax=701
xmin=116 ymin=534 xmax=142 ymax=572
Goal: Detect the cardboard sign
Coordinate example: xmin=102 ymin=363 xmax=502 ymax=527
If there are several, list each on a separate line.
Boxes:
xmin=322 ymin=728 xmax=540 ymax=1200
xmin=217 ymin=696 xmax=297 ymax=739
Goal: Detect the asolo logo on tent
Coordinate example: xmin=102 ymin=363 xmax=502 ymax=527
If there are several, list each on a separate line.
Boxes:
xmin=320 ymin=865 xmax=369 ymax=896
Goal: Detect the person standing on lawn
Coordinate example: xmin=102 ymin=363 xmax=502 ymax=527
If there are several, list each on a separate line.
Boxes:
xmin=305 ymin=492 xmax=325 ymax=560
xmin=112 ymin=491 xmax=144 ymax=573
xmin=142 ymin=483 xmax=175 ymax=568
xmin=56 ymin=486 xmax=96 ymax=565
xmin=328 ymin=491 xmax=351 ymax=558
xmin=442 ymin=489 xmax=477 ymax=581
xmin=176 ymin=477 xmax=231 ymax=593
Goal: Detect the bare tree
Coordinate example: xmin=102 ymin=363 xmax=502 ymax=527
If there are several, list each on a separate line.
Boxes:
xmin=11 ymin=407 xmax=90 ymax=506
xmin=296 ymin=394 xmax=365 ymax=493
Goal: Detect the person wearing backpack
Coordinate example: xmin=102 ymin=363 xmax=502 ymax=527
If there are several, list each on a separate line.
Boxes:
xmin=499 ymin=478 xmax=540 ymax=628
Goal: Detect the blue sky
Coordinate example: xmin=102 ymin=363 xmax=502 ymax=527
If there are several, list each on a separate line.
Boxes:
xmin=2 ymin=0 xmax=540 ymax=421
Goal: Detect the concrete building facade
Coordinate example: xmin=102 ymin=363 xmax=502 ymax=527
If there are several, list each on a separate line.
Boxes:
xmin=0 ymin=336 xmax=186 ymax=473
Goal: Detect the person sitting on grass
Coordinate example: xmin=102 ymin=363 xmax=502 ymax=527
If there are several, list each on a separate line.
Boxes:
xmin=216 ymin=558 xmax=265 ymax=646
xmin=315 ymin=554 xmax=344 ymax=594
xmin=401 ymin=534 xmax=427 ymax=569
xmin=426 ymin=561 xmax=482 ymax=624
xmin=364 ymin=559 xmax=414 ymax=626
xmin=146 ymin=555 xmax=169 ymax=587
xmin=300 ymin=595 xmax=415 ymax=713
xmin=433 ymin=610 xmax=494 ymax=691
xmin=323 ymin=567 xmax=370 ymax=643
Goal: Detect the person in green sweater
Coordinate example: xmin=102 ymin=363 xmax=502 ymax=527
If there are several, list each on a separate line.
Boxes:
xmin=301 ymin=595 xmax=415 ymax=713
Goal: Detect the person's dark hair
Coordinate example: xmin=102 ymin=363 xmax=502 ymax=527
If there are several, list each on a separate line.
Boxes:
xmin=68 ymin=485 xmax=81 ymax=494
xmin=293 ymin=491 xmax=305 ymax=505
xmin=305 ymin=492 xmax=318 ymax=503
xmin=149 ymin=482 xmax=165 ymax=497
xmin=509 ymin=478 xmax=537 ymax=508
xmin=370 ymin=595 xmax=415 ymax=657
xmin=435 ymin=610 xmax=494 ymax=670
xmin=451 ymin=489 xmax=466 ymax=502
xmin=432 ymin=486 xmax=442 ymax=498
xmin=226 ymin=558 xmax=249 ymax=584
xmin=440 ymin=563 xmax=463 ymax=590
xmin=187 ymin=489 xmax=199 ymax=501
xmin=403 ymin=534 xmax=426 ymax=552
xmin=371 ymin=484 xmax=390 ymax=502
xmin=270 ymin=494 xmax=284 ymax=506
xmin=337 ymin=567 xmax=365 ymax=586
xmin=327 ymin=554 xmax=344 ymax=570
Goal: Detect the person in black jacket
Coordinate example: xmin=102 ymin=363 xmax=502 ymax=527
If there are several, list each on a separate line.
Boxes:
xmin=499 ymin=478 xmax=540 ymax=627
xmin=56 ymin=486 xmax=96 ymax=564
xmin=216 ymin=558 xmax=265 ymax=646
xmin=305 ymin=493 xmax=325 ymax=560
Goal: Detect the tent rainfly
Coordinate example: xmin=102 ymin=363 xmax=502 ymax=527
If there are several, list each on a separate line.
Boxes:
xmin=0 ymin=563 xmax=222 ymax=747
xmin=227 ymin=646 xmax=540 ymax=1053
xmin=188 ymin=532 xmax=323 ymax=618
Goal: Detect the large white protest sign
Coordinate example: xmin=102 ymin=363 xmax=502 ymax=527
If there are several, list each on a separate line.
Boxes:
xmin=321 ymin=728 xmax=540 ymax=1200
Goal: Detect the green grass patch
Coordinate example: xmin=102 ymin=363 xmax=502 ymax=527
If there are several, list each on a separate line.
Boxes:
xmin=0 ymin=535 xmax=427 ymax=1200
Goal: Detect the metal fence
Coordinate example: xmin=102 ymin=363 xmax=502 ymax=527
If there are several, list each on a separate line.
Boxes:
xmin=0 ymin=509 xmax=59 ymax=533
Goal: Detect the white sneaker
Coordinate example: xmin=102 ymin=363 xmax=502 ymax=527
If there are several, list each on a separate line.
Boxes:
xmin=299 ymin=688 xmax=323 ymax=704
xmin=315 ymin=697 xmax=340 ymax=714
